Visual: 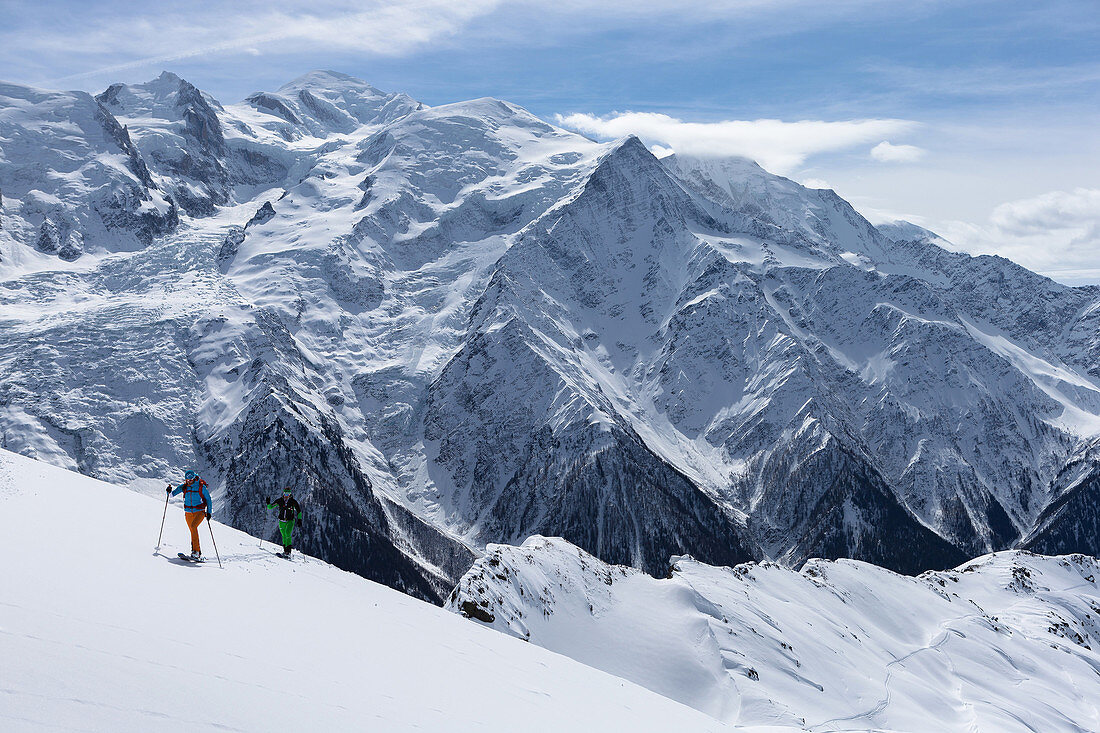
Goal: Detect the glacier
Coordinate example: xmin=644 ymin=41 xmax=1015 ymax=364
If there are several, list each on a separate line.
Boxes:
xmin=1 ymin=70 xmax=1099 ymax=599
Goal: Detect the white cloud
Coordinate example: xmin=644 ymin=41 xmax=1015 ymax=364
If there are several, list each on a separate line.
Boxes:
xmin=2 ymin=0 xmax=888 ymax=89
xmin=989 ymin=188 xmax=1100 ymax=237
xmin=870 ymin=141 xmax=926 ymax=163
xmin=935 ymin=188 xmax=1100 ymax=285
xmin=555 ymin=111 xmax=915 ymax=174
xmin=12 ymin=1 xmax=504 ymax=85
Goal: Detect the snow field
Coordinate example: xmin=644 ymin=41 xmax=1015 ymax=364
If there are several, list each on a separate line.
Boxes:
xmin=0 ymin=448 xmax=772 ymax=733
xmin=450 ymin=536 xmax=1100 ymax=732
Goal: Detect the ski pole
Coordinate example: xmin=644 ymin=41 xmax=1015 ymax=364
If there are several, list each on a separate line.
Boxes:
xmin=155 ymin=486 xmax=170 ymax=551
xmin=259 ymin=509 xmax=270 ymax=548
xmin=207 ymin=517 xmax=223 ymax=569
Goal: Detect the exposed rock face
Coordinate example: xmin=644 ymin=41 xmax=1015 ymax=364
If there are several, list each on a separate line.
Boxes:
xmin=1022 ymin=438 xmax=1100 ymax=555
xmin=246 ymin=201 xmax=276 ymax=228
xmin=217 ymin=226 xmax=245 ymax=269
xmin=35 ymin=220 xmax=61 ymax=254
xmin=208 ymin=381 xmax=471 ymax=601
xmin=2 ymin=71 xmax=1099 ymax=602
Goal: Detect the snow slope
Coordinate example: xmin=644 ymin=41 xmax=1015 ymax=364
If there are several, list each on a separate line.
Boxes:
xmin=0 ymin=447 xmax=767 ymax=733
xmin=450 ymin=536 xmax=1100 ymax=732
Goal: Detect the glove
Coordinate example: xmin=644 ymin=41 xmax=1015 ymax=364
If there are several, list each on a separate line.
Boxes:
xmin=166 ymin=485 xmax=172 ymax=495
xmin=205 ymin=511 xmax=212 ymax=520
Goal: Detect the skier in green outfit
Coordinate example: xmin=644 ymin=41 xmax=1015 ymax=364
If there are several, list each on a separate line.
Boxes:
xmin=266 ymin=487 xmax=303 ymax=559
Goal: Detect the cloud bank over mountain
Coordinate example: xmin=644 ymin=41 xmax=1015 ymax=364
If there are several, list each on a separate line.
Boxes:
xmin=556 ymin=112 xmax=916 ymax=174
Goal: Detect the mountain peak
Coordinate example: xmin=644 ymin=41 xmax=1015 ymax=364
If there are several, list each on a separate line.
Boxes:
xmin=663 ymin=151 xmax=901 ymax=264
xmin=579 ymin=134 xmax=686 ymax=208
xmin=97 ymin=70 xmax=220 ymax=113
xmin=593 ymin=134 xmax=659 ymax=169
xmin=875 ymin=219 xmax=945 ymax=244
xmin=665 ymin=151 xmax=765 ymax=174
xmin=277 ymin=69 xmax=381 ymax=94
xmin=244 ymin=70 xmax=418 ymax=133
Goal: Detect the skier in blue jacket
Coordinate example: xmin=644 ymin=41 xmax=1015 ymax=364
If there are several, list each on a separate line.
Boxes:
xmin=167 ymin=470 xmax=212 ymax=560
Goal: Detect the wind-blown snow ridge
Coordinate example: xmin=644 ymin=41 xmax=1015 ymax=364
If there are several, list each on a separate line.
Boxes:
xmin=450 ymin=535 xmax=1100 ymax=732
xmin=0 ymin=448 xmax=756 ymax=733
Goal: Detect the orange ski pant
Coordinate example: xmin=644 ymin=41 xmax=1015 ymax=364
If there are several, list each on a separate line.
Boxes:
xmin=185 ymin=511 xmax=206 ymax=553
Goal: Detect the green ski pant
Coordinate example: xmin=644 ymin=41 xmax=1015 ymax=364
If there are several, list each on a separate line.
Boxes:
xmin=278 ymin=519 xmax=295 ymax=547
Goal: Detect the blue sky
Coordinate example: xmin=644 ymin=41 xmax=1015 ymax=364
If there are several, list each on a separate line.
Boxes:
xmin=2 ymin=0 xmax=1098 ymax=282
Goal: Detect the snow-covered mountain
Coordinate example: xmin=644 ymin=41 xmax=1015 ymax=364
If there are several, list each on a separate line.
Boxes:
xmin=2 ymin=70 xmax=1099 ymax=599
xmin=449 ymin=535 xmax=1100 ymax=731
xmin=0 ymin=447 xmax=745 ymax=733
xmin=0 ymin=81 xmax=177 ymax=261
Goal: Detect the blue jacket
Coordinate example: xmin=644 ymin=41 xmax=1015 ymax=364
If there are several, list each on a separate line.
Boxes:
xmin=171 ymin=477 xmax=212 ymax=514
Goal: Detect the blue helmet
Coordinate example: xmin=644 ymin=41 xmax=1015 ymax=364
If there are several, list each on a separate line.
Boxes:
xmin=185 ymin=470 xmax=198 ymax=481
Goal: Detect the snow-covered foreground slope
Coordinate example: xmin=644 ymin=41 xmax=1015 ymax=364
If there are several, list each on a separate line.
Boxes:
xmin=0 ymin=448 xmax=769 ymax=733
xmin=450 ymin=536 xmax=1100 ymax=732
